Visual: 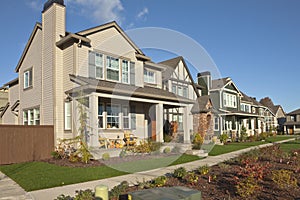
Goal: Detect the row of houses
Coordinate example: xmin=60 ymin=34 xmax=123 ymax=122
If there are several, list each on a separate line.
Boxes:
xmin=0 ymin=0 xmax=298 ymax=148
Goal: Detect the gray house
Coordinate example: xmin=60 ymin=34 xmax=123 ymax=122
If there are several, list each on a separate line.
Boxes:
xmin=284 ymin=108 xmax=300 ymax=134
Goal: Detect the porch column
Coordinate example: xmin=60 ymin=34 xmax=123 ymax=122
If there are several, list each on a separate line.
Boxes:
xmin=156 ymin=103 xmax=164 ymax=142
xmin=183 ymin=106 xmax=190 ymax=144
xmin=89 ymin=94 xmax=98 ymax=147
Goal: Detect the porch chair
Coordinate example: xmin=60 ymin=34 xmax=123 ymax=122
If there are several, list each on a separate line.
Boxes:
xmin=98 ymin=137 xmax=109 ymax=149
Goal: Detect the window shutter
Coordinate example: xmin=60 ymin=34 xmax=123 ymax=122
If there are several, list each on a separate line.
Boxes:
xmin=130 ymin=62 xmax=135 ymax=85
xmin=88 ymin=51 xmax=96 ymax=78
xmin=29 ymin=69 xmax=33 ymax=86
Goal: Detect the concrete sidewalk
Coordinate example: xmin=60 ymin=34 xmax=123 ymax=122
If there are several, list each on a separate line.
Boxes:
xmin=0 ymin=138 xmax=296 ymax=200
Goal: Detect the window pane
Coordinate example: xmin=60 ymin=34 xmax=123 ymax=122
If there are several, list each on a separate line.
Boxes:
xmin=95 ymin=53 xmax=103 ymax=66
xmin=96 ymin=66 xmax=103 ymax=79
xmin=122 ymin=60 xmax=129 ymax=83
xmin=64 ymin=103 xmax=71 ymax=130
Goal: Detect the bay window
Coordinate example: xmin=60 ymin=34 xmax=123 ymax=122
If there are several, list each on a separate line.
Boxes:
xmin=223 ymin=93 xmax=237 ymax=108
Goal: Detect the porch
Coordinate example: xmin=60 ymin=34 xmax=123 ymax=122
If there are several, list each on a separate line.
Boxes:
xmin=85 ymin=93 xmax=193 ymax=148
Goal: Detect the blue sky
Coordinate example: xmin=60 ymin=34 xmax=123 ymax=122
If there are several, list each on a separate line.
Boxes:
xmin=0 ymin=0 xmax=299 ymax=112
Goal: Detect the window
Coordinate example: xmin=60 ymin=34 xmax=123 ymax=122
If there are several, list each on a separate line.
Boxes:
xmin=172 ymin=85 xmax=176 ymax=94
xmin=291 ymin=116 xmax=295 ymax=122
xmin=23 ymin=108 xmax=40 ymax=125
xmin=98 ymin=102 xmax=104 ymax=128
xmin=122 ymin=106 xmax=129 ymax=129
xmin=106 ymin=56 xmax=119 ymax=81
xmin=24 ymin=69 xmax=32 ymax=89
xmin=214 ymin=117 xmax=219 ymax=131
xmin=64 ymin=102 xmax=71 ymax=130
xmin=223 ymin=93 xmax=237 ymax=108
xmin=95 ymin=53 xmax=103 ymax=79
xmin=177 ymin=86 xmax=183 ymax=96
xmin=144 ymin=69 xmax=156 ymax=84
xmin=183 ymin=87 xmax=188 ymax=98
xmin=122 ymin=60 xmax=129 ymax=83
xmin=106 ymin=104 xmax=120 ymax=128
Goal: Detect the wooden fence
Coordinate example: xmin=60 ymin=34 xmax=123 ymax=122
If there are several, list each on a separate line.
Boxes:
xmin=0 ymin=125 xmax=54 ymax=165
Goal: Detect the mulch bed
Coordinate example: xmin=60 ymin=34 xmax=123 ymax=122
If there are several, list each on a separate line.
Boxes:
xmin=45 ymin=146 xmax=300 ymax=200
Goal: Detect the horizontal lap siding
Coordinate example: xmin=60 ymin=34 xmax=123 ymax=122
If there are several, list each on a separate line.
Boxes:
xmin=0 ymin=125 xmax=54 ymax=165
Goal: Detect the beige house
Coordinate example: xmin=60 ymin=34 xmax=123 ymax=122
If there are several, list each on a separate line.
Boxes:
xmin=2 ymin=0 xmax=202 ymax=147
xmin=0 ymin=89 xmax=9 ymax=124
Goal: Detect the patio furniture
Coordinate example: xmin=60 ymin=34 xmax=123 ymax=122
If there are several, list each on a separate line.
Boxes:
xmin=98 ymin=137 xmax=109 ymax=149
xmin=123 ymin=132 xmax=137 ymax=146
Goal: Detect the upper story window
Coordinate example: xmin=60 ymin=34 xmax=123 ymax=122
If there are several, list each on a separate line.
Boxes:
xmin=122 ymin=60 xmax=130 ymax=84
xmin=144 ymin=69 xmax=156 ymax=84
xmin=24 ymin=68 xmax=33 ymax=89
xmin=172 ymin=83 xmax=188 ymax=98
xmin=291 ymin=115 xmax=296 ymax=122
xmin=106 ymin=56 xmax=120 ymax=81
xmin=223 ymin=93 xmax=237 ymax=108
xmin=95 ymin=53 xmax=104 ymax=79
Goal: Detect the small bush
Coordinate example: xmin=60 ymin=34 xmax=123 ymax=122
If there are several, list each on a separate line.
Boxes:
xmin=198 ymin=164 xmax=210 ymax=175
xmin=163 ymin=147 xmax=171 ymax=154
xmin=236 ymin=176 xmax=260 ymax=197
xmin=259 ymin=132 xmax=268 ymax=141
xmin=163 ymin=134 xmax=173 ymax=143
xmin=184 ymin=172 xmax=198 ymax=184
xmin=239 ymin=126 xmax=248 ymax=142
xmin=192 ymin=133 xmax=204 ymax=150
xmin=109 ymin=181 xmax=129 ymax=199
xmin=173 ymin=167 xmax=187 ymax=179
xmin=271 ymin=169 xmax=297 ymax=189
xmin=102 ymin=153 xmax=110 ymax=161
xmin=247 ymin=135 xmax=258 ymax=142
xmin=154 ymin=176 xmax=167 ymax=187
xmin=219 ymin=133 xmax=229 ymax=144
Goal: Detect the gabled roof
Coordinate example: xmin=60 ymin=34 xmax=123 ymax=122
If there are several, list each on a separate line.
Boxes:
xmin=211 ymin=77 xmax=230 ymax=90
xmin=77 ymin=21 xmax=149 ymax=60
xmin=15 ymin=23 xmax=42 ymax=72
xmin=288 ymin=108 xmax=300 ymax=115
xmin=259 ymin=97 xmax=285 ymax=115
xmin=191 ymin=95 xmax=213 ymax=113
xmin=158 ymin=56 xmax=200 ymax=98
xmin=3 ymin=78 xmax=19 ymax=88
xmin=67 ymin=75 xmax=195 ymax=104
xmin=211 ymin=77 xmax=242 ymax=96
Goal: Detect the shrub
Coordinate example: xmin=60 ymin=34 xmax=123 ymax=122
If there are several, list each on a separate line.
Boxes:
xmin=109 ymin=181 xmax=129 ymax=199
xmin=102 ymin=153 xmax=110 ymax=161
xmin=184 ymin=172 xmax=199 ymax=184
xmin=219 ymin=133 xmax=229 ymax=144
xmin=247 ymin=135 xmax=258 ymax=142
xmin=239 ymin=126 xmax=248 ymax=142
xmin=173 ymin=167 xmax=187 ymax=179
xmin=198 ymin=164 xmax=210 ymax=175
xmin=192 ymin=133 xmax=204 ymax=150
xmin=271 ymin=170 xmax=297 ymax=189
xmin=163 ymin=147 xmax=171 ymax=154
xmin=55 ymin=189 xmax=94 ymax=200
xmin=163 ymin=134 xmax=173 ymax=143
xmin=236 ymin=176 xmax=260 ymax=197
xmin=154 ymin=176 xmax=167 ymax=187
xmin=259 ymin=132 xmax=268 ymax=141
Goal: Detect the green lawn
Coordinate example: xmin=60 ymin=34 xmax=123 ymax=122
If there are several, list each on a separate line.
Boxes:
xmin=208 ymin=136 xmax=295 ymax=156
xmin=0 ymin=154 xmax=200 ymax=191
xmin=280 ymin=139 xmax=300 ymax=152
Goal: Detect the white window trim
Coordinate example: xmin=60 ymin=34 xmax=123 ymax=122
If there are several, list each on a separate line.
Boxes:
xmin=23 ymin=107 xmax=40 ymax=125
xmin=64 ymin=102 xmax=71 ymax=130
xmin=122 ymin=60 xmax=130 ymax=84
xmin=106 ymin=56 xmax=120 ymax=82
xmin=24 ymin=69 xmax=32 ymax=89
xmin=106 ymin=103 xmax=121 ymax=129
xmin=144 ymin=68 xmax=156 ymax=84
xmin=95 ymin=53 xmax=104 ymax=79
